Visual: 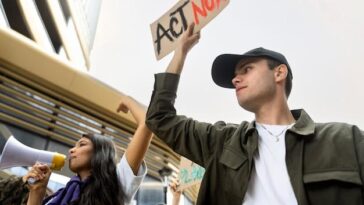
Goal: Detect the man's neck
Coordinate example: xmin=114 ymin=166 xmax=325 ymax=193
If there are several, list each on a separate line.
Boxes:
xmin=254 ymin=101 xmax=295 ymax=125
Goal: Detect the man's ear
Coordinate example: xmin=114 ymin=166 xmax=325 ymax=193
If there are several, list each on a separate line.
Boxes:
xmin=275 ymin=64 xmax=288 ymax=82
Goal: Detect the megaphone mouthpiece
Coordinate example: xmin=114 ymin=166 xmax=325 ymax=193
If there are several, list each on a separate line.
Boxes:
xmin=51 ymin=153 xmax=66 ymax=170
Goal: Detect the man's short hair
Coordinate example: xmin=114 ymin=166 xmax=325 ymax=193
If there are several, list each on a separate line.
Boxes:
xmin=266 ymin=58 xmax=292 ymax=98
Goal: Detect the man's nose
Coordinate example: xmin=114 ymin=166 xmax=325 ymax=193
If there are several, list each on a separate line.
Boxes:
xmin=232 ymin=75 xmax=241 ymax=87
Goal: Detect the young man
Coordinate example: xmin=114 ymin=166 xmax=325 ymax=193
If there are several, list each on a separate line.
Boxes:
xmin=146 ymin=24 xmax=364 ymax=205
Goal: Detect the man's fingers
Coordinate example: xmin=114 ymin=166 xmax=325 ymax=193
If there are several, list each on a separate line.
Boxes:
xmin=185 ymin=23 xmax=195 ymax=37
xmin=187 ymin=35 xmax=200 ymax=50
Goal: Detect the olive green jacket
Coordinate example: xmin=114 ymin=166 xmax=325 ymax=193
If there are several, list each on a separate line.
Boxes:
xmin=146 ymin=73 xmax=364 ymax=205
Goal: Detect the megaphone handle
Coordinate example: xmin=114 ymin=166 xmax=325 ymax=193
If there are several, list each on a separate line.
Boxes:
xmin=27 ymin=177 xmax=37 ymax=184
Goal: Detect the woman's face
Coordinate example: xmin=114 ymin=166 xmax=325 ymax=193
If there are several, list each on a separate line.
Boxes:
xmin=68 ymin=137 xmax=94 ymax=173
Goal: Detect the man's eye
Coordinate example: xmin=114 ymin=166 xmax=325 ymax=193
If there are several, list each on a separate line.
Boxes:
xmin=245 ymin=67 xmax=252 ymax=73
xmin=239 ymin=68 xmax=247 ymax=74
xmin=235 ymin=65 xmax=251 ymax=75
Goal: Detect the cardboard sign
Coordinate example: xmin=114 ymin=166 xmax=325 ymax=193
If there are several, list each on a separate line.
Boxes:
xmin=150 ymin=0 xmax=230 ymax=60
xmin=179 ymin=157 xmax=205 ymax=190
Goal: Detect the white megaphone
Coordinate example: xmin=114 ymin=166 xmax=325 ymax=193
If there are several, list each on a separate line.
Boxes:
xmin=0 ymin=136 xmax=66 ymax=171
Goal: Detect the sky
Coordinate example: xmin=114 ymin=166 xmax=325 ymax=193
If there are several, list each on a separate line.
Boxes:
xmin=89 ymin=0 xmax=364 ymax=128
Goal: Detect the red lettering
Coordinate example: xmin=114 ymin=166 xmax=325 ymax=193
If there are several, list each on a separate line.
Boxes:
xmin=191 ymin=0 xmax=207 ymax=25
xmin=191 ymin=0 xmax=228 ymax=25
xmin=216 ymin=0 xmax=228 ymax=9
xmin=204 ymin=0 xmax=214 ymax=11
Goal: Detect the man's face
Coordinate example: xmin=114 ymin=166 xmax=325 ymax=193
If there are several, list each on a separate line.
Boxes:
xmin=232 ymin=58 xmax=277 ymax=112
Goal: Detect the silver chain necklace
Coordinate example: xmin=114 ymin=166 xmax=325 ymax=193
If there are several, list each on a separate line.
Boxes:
xmin=259 ymin=124 xmax=290 ymax=142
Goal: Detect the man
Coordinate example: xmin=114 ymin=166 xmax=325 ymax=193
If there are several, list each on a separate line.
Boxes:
xmin=146 ymin=24 xmax=364 ymax=205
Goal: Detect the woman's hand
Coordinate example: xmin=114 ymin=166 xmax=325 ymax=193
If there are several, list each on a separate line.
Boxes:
xmin=117 ymin=95 xmax=153 ymax=175
xmin=117 ymin=97 xmax=130 ymax=114
xmin=117 ymin=95 xmax=146 ymax=125
xmin=25 ymin=163 xmax=52 ymax=205
xmin=24 ymin=163 xmax=52 ymax=191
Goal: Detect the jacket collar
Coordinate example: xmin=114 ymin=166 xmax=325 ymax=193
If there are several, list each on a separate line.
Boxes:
xmin=226 ymin=109 xmax=315 ymax=151
xmin=245 ymin=109 xmax=315 ymax=137
xmin=220 ymin=109 xmax=315 ymax=171
xmin=289 ymin=109 xmax=315 ymax=136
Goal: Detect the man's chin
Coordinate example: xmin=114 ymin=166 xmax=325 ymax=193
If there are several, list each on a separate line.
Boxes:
xmin=238 ymin=101 xmax=256 ymax=113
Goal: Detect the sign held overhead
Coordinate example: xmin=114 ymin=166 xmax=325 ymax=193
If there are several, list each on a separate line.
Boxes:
xmin=150 ymin=0 xmax=230 ymax=60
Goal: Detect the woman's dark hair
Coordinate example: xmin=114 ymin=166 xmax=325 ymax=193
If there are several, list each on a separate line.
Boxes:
xmin=72 ymin=133 xmax=125 ymax=205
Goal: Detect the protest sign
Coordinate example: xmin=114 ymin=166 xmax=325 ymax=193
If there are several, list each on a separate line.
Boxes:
xmin=150 ymin=0 xmax=230 ymax=60
xmin=179 ymin=157 xmax=205 ymax=190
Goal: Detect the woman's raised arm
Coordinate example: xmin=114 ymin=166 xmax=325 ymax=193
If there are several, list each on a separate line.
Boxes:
xmin=117 ymin=96 xmax=153 ymax=175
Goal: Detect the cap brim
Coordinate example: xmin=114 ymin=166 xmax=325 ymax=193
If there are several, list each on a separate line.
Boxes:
xmin=212 ymin=53 xmax=293 ymax=88
xmin=211 ymin=54 xmax=243 ymax=88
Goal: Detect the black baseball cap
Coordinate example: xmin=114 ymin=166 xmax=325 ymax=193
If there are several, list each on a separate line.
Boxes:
xmin=211 ymin=47 xmax=293 ymax=88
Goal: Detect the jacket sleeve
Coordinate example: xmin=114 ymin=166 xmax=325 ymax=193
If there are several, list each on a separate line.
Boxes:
xmin=352 ymin=126 xmax=364 ymax=202
xmin=146 ymin=73 xmax=227 ymax=167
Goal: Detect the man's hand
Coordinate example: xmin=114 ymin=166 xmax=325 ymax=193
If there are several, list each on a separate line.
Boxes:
xmin=175 ymin=23 xmax=201 ymax=59
xmin=166 ymin=23 xmax=201 ymax=74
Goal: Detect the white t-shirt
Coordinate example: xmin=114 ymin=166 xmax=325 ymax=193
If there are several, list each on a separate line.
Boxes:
xmin=243 ymin=123 xmax=297 ymax=205
xmin=118 ymin=153 xmax=147 ymax=204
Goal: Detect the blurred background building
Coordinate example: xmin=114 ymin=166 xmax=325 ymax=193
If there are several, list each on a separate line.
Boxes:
xmin=0 ymin=0 xmax=198 ymax=204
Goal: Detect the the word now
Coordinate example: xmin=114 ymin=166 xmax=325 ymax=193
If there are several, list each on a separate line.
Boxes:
xmin=192 ymin=0 xmax=228 ymax=25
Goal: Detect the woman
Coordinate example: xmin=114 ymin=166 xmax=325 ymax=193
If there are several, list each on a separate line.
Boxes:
xmin=24 ymin=96 xmax=153 ymax=205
